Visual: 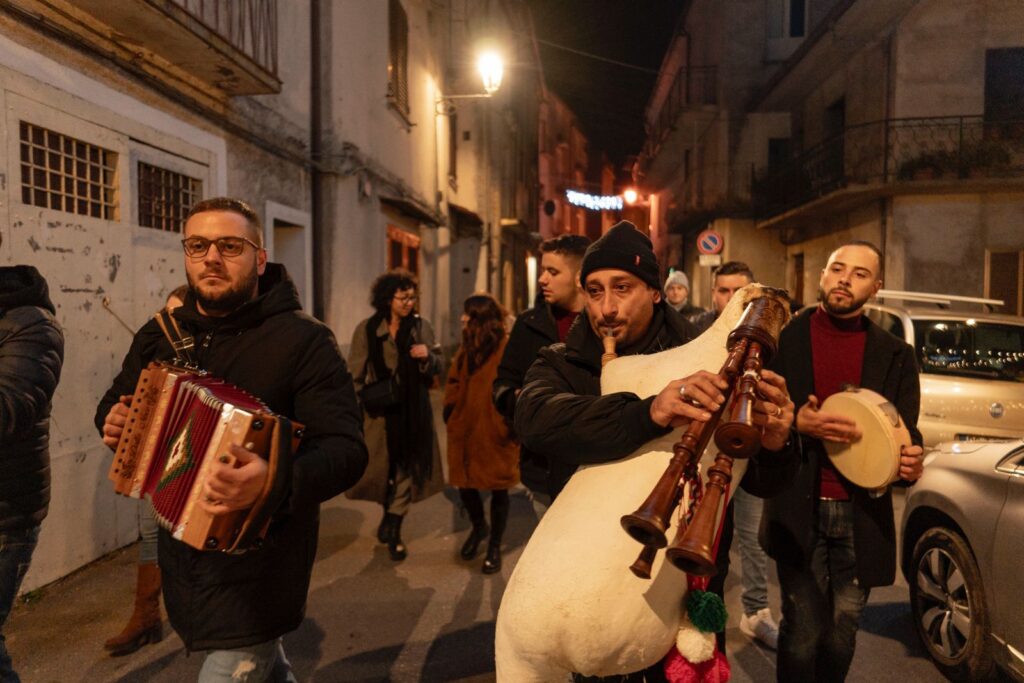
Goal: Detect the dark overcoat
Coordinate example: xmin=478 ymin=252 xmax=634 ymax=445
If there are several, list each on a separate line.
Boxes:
xmin=761 ymin=307 xmax=922 ymax=588
xmin=345 ymin=315 xmax=444 ymax=504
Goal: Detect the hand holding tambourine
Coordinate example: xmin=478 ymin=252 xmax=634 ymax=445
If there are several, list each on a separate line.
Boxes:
xmin=804 ymin=387 xmax=922 ymax=491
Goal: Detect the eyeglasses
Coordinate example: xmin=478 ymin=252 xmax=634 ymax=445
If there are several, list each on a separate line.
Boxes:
xmin=181 ymin=236 xmax=261 ymax=258
xmin=394 ymin=295 xmax=418 ymax=304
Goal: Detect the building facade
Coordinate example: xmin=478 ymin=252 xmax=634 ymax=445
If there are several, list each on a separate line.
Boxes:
xmin=0 ymin=0 xmax=540 ymax=592
xmin=637 ymin=0 xmax=1023 ymax=311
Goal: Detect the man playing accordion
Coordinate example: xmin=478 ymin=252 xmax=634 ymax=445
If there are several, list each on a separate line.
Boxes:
xmin=96 ymin=197 xmax=367 ymax=682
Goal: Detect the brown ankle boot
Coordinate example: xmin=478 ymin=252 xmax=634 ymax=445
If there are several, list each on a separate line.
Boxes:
xmin=104 ymin=563 xmax=163 ymax=656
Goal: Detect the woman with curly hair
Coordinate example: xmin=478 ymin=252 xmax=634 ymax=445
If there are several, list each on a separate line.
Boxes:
xmin=443 ymin=294 xmax=520 ymax=573
xmin=347 ymin=269 xmax=444 ymax=561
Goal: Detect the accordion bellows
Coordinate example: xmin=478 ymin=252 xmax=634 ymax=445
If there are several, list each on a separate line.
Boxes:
xmin=109 ymin=362 xmax=301 ymax=552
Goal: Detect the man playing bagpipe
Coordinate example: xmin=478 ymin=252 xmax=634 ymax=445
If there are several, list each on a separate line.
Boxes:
xmin=509 ymin=222 xmax=798 ymax=681
xmin=96 ymin=197 xmax=367 ymax=682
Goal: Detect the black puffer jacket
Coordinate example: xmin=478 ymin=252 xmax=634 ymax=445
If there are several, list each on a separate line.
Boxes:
xmin=0 ymin=266 xmax=63 ymax=532
xmin=514 ymin=303 xmax=797 ymax=499
xmin=95 ymin=263 xmax=368 ymax=651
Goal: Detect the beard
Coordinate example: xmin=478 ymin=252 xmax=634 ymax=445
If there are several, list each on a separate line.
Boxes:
xmin=818 ymin=285 xmax=870 ymax=316
xmin=187 ymin=268 xmax=259 ymax=314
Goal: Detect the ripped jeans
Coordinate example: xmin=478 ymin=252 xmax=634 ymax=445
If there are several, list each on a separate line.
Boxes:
xmin=198 ymin=638 xmax=296 ymax=683
xmin=776 ymin=500 xmax=870 ymax=683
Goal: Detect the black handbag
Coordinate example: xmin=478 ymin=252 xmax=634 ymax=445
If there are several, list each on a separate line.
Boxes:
xmin=359 ymin=376 xmax=400 ymax=417
xmin=359 ymin=320 xmax=400 ymax=417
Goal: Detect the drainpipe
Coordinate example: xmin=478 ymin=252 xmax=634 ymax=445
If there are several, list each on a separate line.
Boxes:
xmin=310 ymin=0 xmax=325 ymax=320
xmin=879 ymin=32 xmax=894 ymax=276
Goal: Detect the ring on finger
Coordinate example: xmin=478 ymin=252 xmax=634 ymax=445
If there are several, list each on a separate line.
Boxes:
xmin=678 ymin=385 xmax=687 ymax=398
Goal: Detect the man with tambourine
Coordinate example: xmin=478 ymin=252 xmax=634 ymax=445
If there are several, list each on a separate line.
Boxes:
xmin=96 ymin=197 xmax=368 ymax=682
xmin=762 ymin=241 xmax=925 ymax=682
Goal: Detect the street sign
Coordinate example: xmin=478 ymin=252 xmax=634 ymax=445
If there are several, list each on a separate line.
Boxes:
xmin=697 ymin=229 xmax=724 ymax=255
xmin=699 ymin=254 xmax=722 ymax=267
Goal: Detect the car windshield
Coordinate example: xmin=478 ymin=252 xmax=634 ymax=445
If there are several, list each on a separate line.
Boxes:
xmin=913 ymin=319 xmax=1024 ymax=383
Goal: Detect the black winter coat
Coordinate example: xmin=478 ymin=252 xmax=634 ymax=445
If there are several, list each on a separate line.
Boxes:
xmin=761 ymin=308 xmax=922 ymax=588
xmin=513 ymin=304 xmax=797 ymax=499
xmin=0 ymin=266 xmax=63 ymax=532
xmin=493 ymin=300 xmax=569 ymax=495
xmin=95 ymin=263 xmax=368 ymax=651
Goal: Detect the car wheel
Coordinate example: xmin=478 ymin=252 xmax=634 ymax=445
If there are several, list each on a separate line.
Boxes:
xmin=909 ymin=527 xmax=998 ymax=681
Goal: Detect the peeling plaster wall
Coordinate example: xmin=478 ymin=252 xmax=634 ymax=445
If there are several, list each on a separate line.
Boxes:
xmin=0 ymin=4 xmax=312 ymax=590
xmin=0 ymin=61 xmax=218 ymax=592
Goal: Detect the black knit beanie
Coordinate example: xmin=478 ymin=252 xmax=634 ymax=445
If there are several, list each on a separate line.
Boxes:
xmin=579 ymin=221 xmax=660 ymax=290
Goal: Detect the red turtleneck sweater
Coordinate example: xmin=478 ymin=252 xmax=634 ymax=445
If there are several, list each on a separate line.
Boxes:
xmin=553 ymin=305 xmax=576 ymax=342
xmin=810 ymin=307 xmax=867 ymax=500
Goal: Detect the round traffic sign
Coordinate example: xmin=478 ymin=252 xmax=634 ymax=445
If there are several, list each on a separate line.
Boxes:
xmin=697 ymin=229 xmax=724 ymax=255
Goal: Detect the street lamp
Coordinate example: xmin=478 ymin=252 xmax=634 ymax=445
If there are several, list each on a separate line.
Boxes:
xmin=477 ymin=50 xmax=504 ymax=95
xmin=438 ymin=49 xmax=505 ymax=108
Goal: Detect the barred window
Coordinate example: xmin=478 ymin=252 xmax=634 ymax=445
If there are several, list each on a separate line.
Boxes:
xmin=19 ymin=121 xmax=118 ymax=219
xmin=138 ymin=162 xmax=202 ymax=233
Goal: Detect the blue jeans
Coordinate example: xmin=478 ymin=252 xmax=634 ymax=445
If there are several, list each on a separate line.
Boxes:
xmin=732 ymin=486 xmax=769 ymax=615
xmin=776 ymin=500 xmax=870 ymax=683
xmin=0 ymin=527 xmax=40 ymax=683
xmin=198 ymin=638 xmax=296 ymax=683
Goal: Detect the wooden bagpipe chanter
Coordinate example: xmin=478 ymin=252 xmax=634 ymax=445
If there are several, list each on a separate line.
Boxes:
xmin=108 ymin=311 xmax=302 ymax=553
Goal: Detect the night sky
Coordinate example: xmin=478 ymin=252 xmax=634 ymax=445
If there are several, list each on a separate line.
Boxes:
xmin=525 ymin=1 xmax=682 ymax=174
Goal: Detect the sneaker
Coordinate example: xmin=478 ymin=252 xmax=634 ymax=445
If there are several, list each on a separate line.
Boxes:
xmin=739 ymin=607 xmax=779 ymax=649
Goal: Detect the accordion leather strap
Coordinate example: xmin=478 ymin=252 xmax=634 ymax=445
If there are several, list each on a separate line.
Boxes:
xmin=154 ymin=308 xmax=198 ymax=368
xmin=228 ymin=417 xmax=295 ymax=553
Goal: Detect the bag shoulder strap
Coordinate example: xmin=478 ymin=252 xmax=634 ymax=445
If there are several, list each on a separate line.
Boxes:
xmin=154 ymin=308 xmax=198 ymax=368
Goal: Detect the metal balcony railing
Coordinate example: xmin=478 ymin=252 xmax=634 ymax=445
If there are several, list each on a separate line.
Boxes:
xmin=171 ymin=0 xmax=278 ymax=76
xmin=641 ymin=66 xmax=718 ymax=162
xmin=753 ymin=116 xmax=1024 ymax=219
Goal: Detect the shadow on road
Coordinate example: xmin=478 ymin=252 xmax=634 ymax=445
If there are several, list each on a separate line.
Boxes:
xmin=858 ymin=601 xmax=931 ymax=658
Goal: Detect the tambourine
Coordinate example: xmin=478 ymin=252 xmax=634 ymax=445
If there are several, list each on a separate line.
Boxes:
xmin=820 ymin=386 xmax=911 ymax=491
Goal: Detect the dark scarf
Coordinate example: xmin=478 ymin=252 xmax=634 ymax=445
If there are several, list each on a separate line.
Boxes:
xmin=368 ymin=312 xmax=435 ymax=488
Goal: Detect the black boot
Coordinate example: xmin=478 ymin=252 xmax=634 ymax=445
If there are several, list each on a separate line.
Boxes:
xmin=482 ymin=542 xmax=501 ymax=574
xmin=377 ymin=512 xmax=400 ymax=543
xmin=388 ymin=515 xmax=407 ymax=562
xmin=482 ymin=490 xmax=508 ymax=574
xmin=457 ymin=488 xmax=488 ymax=560
xmin=460 ymin=520 xmax=490 ymax=560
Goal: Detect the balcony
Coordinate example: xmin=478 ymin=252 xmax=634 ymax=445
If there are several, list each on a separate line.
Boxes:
xmin=753 ymin=116 xmax=1024 ymax=228
xmin=638 ymin=66 xmax=718 ymax=185
xmin=12 ymin=0 xmax=280 ymax=96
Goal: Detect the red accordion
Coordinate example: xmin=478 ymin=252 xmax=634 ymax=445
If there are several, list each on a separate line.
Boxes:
xmin=109 ymin=362 xmax=302 ymax=552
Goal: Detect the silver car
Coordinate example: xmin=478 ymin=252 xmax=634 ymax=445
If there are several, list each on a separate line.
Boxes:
xmin=864 ymin=291 xmax=1024 ymax=447
xmin=901 ymin=439 xmax=1024 ymax=681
